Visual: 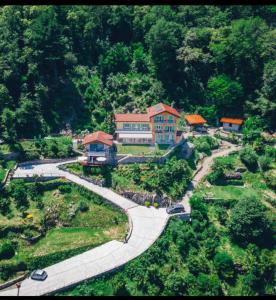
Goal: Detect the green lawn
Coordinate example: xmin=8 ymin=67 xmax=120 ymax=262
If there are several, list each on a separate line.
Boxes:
xmin=116 ymin=144 xmax=170 ymax=156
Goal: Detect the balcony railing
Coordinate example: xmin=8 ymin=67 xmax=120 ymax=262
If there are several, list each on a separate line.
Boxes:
xmin=153 ymin=120 xmax=175 ymax=124
xmin=115 ymin=129 xmax=151 ymax=133
xmin=118 ymin=128 xmax=151 ymax=132
xmin=154 ymin=129 xmax=175 ymax=133
xmin=87 ymin=151 xmax=108 ymax=157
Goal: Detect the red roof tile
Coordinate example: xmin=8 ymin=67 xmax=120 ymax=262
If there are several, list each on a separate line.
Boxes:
xmin=147 ymin=103 xmax=180 ymax=118
xmin=82 ymin=131 xmax=113 ymax=146
xmin=114 ymin=113 xmax=149 ymax=122
xmin=220 ymin=118 xmax=243 ymax=125
xmin=185 ymin=114 xmax=207 ymax=125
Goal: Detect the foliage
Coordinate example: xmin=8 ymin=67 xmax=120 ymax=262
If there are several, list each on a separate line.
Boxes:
xmin=0 ymin=5 xmax=274 ymax=143
xmin=214 ymin=252 xmax=235 ymax=280
xmin=239 ymin=146 xmax=258 ymax=172
xmin=227 ymin=196 xmax=272 ymax=246
xmin=258 ymin=155 xmax=272 ymax=172
xmin=207 ymin=74 xmax=243 ymax=116
xmin=0 ymin=242 xmax=15 ymax=259
xmin=190 ymin=136 xmax=219 ymax=156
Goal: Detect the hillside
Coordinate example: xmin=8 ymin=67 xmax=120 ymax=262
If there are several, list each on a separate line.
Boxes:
xmin=0 ymin=5 xmax=275 ymax=143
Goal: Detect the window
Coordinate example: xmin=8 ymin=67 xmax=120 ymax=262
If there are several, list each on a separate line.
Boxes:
xmin=142 ymin=123 xmax=150 ymax=131
xmin=168 ymin=115 xmax=174 ymax=123
xmin=155 ymin=125 xmax=162 ymax=131
xmin=229 ymin=123 xmax=232 ymax=127
xmin=123 ymin=123 xmax=130 ymax=130
xmin=90 ymin=144 xmax=104 ymax=152
xmin=165 ymin=126 xmax=174 ymax=132
xmin=154 ymin=115 xmax=164 ymax=123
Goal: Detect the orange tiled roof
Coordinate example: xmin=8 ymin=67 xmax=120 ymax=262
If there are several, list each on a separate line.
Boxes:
xmin=114 ymin=113 xmax=149 ymax=122
xmin=220 ymin=118 xmax=243 ymax=125
xmin=147 ymin=103 xmax=180 ymax=118
xmin=82 ymin=131 xmax=113 ymax=146
xmin=185 ymin=114 xmax=207 ymax=125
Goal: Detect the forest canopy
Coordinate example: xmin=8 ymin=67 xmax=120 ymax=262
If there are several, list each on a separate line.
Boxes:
xmin=0 ymin=5 xmax=275 ymax=140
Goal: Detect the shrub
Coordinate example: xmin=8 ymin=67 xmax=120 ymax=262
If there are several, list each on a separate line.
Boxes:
xmin=0 ymin=261 xmax=26 ymax=281
xmin=258 ymin=155 xmax=271 ymax=172
xmin=153 ymin=202 xmax=159 ymax=208
xmin=207 ymin=168 xmax=225 ymax=185
xmin=239 ymin=147 xmax=258 ymax=172
xmin=144 ymin=200 xmax=150 ymax=207
xmin=215 ymin=206 xmax=228 ymax=225
xmin=0 ymin=197 xmax=10 ymax=215
xmin=58 ymin=184 xmax=72 ymax=194
xmin=214 ymin=252 xmax=235 ymax=280
xmin=263 ymin=170 xmax=276 ymax=191
xmin=79 ymin=201 xmax=89 ymax=212
xmin=227 ymin=196 xmax=272 ymax=246
xmin=0 ymin=242 xmax=15 ymax=259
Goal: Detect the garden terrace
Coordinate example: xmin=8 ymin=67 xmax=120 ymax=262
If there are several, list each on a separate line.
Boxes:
xmin=0 ymin=179 xmax=128 ymax=283
xmin=116 ymin=144 xmax=171 ymax=156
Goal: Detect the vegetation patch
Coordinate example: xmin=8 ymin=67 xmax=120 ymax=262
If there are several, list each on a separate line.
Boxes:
xmin=0 ymin=179 xmax=127 ymax=282
xmin=58 ymin=151 xmax=275 ymax=296
xmin=116 ymin=144 xmax=170 ymax=156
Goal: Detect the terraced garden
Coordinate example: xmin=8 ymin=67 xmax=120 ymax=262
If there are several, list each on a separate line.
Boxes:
xmin=0 ymin=179 xmax=128 ymax=282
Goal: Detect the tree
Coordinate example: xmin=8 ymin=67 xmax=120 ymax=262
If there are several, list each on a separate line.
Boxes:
xmin=98 ymin=43 xmax=131 ymax=77
xmin=1 ymin=108 xmax=17 ymax=145
xmin=227 ymin=196 xmax=271 ymax=246
xmin=163 ymin=271 xmax=187 ymax=296
xmin=214 ymin=252 xmax=235 ymax=280
xmin=7 ymin=179 xmax=29 ymax=208
xmin=196 ymin=273 xmax=222 ymax=296
xmin=239 ymin=146 xmax=258 ymax=172
xmin=242 ymin=116 xmax=264 ymax=144
xmin=207 ymin=74 xmax=243 ymax=115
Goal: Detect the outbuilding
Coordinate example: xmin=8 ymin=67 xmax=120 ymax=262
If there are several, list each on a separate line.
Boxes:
xmin=185 ymin=114 xmax=207 ymax=132
xmin=220 ymin=118 xmax=243 ymax=132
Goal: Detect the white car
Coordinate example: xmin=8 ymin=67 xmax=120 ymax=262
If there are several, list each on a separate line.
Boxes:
xmin=30 ymin=269 xmax=48 ymax=281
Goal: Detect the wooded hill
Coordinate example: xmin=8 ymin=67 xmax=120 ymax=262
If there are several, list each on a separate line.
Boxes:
xmin=0 ymin=5 xmax=275 ymax=142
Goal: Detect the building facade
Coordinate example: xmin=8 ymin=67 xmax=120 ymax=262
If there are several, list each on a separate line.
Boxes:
xmin=80 ymin=131 xmax=116 ymax=166
xmin=220 ymin=118 xmax=243 ymax=132
xmin=185 ymin=114 xmax=207 ymax=132
xmin=114 ymin=103 xmax=180 ymax=145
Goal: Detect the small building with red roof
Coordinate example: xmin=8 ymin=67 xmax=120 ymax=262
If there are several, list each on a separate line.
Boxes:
xmin=220 ymin=118 xmax=243 ymax=132
xmin=80 ymin=131 xmax=116 ymax=166
xmin=114 ymin=102 xmax=181 ymax=144
xmin=185 ymin=114 xmax=207 ymax=132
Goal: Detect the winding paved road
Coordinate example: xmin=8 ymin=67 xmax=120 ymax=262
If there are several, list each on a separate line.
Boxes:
xmin=0 ymin=141 xmax=239 ymax=296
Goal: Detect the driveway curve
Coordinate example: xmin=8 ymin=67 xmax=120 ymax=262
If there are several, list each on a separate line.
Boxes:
xmin=0 ymin=141 xmax=240 ymax=296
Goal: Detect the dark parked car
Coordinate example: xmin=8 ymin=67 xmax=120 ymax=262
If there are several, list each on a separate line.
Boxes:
xmin=30 ymin=269 xmax=48 ymax=281
xmin=166 ymin=203 xmax=185 ymax=214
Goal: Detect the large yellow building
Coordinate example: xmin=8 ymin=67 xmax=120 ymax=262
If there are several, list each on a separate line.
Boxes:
xmin=114 ymin=103 xmax=180 ymax=145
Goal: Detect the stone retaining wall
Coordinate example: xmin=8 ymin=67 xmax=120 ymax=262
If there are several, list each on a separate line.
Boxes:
xmin=119 ymin=190 xmax=170 ymax=208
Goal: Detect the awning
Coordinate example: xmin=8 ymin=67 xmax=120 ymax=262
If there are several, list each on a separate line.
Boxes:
xmin=118 ymin=132 xmax=153 ymax=139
